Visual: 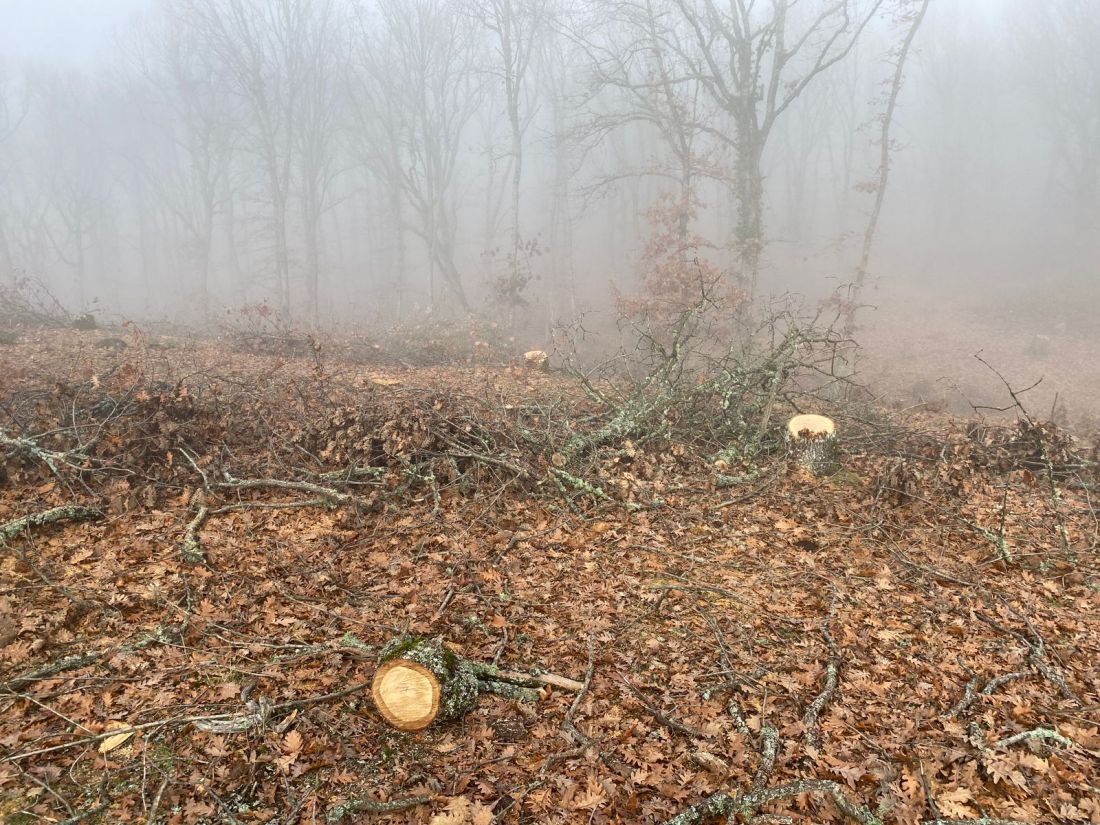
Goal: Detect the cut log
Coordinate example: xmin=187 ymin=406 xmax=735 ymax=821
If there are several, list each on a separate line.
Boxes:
xmin=371 ymin=637 xmax=480 ymax=731
xmin=786 ymin=414 xmax=839 ymax=476
xmin=371 ymin=635 xmax=581 ymax=731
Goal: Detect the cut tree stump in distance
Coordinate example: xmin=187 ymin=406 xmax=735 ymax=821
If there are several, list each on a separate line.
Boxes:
xmin=786 ymin=414 xmax=839 ymax=476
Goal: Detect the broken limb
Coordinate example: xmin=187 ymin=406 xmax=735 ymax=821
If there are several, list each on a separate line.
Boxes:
xmin=0 ymin=505 xmax=102 ymax=545
xmin=179 ymin=504 xmax=209 ymax=564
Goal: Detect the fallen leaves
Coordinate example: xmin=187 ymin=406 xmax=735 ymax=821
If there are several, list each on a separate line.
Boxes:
xmin=1 ymin=330 xmax=1097 ymax=824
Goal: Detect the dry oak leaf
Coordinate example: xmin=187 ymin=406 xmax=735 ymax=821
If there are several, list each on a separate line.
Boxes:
xmin=430 ymin=796 xmax=495 ymax=824
xmin=282 ymin=729 xmax=303 ymax=755
xmin=98 ymin=721 xmax=135 ymax=754
xmin=936 ymin=786 xmax=974 ymax=819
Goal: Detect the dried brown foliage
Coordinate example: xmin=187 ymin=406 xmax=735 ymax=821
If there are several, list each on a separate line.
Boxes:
xmin=0 ymin=326 xmax=1097 ymax=825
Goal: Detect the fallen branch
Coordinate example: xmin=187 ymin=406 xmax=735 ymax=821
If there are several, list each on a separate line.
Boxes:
xmin=180 ymin=505 xmax=209 ymax=564
xmin=802 ymin=658 xmax=839 ymax=752
xmin=751 ymin=725 xmax=780 ymax=792
xmin=2 ymin=653 xmax=100 ymax=694
xmin=217 ymin=473 xmax=352 ymax=505
xmin=326 ymin=795 xmax=432 ymax=823
xmin=467 ymin=661 xmax=585 ymax=692
xmin=0 ymin=505 xmax=102 ymax=546
xmin=661 ymin=779 xmax=882 ymax=825
xmin=949 ymin=668 xmax=1030 ymax=718
xmin=0 ymin=430 xmax=89 ymax=476
xmin=992 ymin=727 xmax=1072 ymax=750
xmin=1026 ymin=637 xmax=1077 ymax=702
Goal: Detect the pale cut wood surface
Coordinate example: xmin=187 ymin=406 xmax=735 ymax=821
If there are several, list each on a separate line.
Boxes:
xmin=372 ymin=659 xmax=442 ymax=731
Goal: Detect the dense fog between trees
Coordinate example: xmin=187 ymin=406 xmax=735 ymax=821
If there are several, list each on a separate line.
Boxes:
xmin=0 ymin=0 xmax=1096 ymax=336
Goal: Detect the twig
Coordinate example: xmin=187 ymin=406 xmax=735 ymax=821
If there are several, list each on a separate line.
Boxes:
xmin=58 ymin=800 xmax=110 ymax=825
xmin=621 ymin=677 xmax=704 ymax=739
xmin=146 ymin=774 xmax=169 ymax=825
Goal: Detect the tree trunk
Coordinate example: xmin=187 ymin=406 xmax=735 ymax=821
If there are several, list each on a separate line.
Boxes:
xmin=733 ymin=125 xmax=765 ymax=299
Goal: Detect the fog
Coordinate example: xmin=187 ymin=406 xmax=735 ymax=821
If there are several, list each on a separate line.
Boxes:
xmin=0 ymin=0 xmax=1096 ymax=350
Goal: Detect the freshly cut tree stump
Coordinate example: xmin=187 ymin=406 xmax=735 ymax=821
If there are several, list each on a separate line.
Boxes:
xmin=524 ymin=350 xmax=549 ymax=371
xmin=786 ymin=414 xmax=839 ymax=476
xmin=371 ymin=638 xmax=480 ymax=731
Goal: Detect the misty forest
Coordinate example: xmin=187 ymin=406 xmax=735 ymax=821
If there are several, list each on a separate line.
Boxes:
xmin=1 ymin=0 xmax=1099 ymax=823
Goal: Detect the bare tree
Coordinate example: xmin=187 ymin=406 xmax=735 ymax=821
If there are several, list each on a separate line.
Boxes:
xmin=0 ymin=63 xmax=29 ymax=273
xmin=650 ymin=0 xmax=887 ymax=294
xmin=33 ymin=73 xmax=113 ymax=309
xmin=351 ymin=0 xmax=484 ymax=312
xmin=178 ymin=0 xmax=338 ymax=320
xmin=122 ymin=9 xmax=237 ymax=320
xmin=1011 ymin=0 xmax=1100 ymax=242
xmin=843 ymin=0 xmax=931 ymax=336
xmin=576 ymin=0 xmax=726 ymax=235
xmin=292 ymin=0 xmax=344 ymax=325
xmin=468 ymin=0 xmax=550 ymax=313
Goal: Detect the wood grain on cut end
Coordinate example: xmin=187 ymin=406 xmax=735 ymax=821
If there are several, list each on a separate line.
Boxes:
xmin=371 ymin=659 xmax=442 ymax=731
xmin=786 ymin=414 xmax=835 ymax=439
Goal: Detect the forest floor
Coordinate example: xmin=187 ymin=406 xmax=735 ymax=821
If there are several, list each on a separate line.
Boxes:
xmin=0 ymin=324 xmax=1098 ymax=825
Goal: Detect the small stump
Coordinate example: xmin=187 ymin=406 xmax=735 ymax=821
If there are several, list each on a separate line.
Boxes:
xmin=523 ymin=350 xmax=549 ymax=372
xmin=786 ymin=414 xmax=839 ymax=476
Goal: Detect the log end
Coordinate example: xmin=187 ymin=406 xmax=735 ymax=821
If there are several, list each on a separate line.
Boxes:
xmin=371 ymin=659 xmax=442 ymax=731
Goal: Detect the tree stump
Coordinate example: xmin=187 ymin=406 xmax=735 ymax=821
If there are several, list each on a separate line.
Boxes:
xmin=371 ymin=638 xmax=481 ymax=731
xmin=786 ymin=414 xmax=839 ymax=476
xmin=523 ymin=350 xmax=549 ymax=371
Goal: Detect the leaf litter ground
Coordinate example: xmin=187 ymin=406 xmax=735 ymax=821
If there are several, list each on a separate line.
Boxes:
xmin=0 ymin=328 xmax=1098 ymax=824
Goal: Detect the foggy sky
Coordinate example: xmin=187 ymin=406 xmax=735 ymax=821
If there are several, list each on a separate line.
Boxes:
xmin=0 ymin=0 xmax=1096 ymax=335
xmin=0 ymin=0 xmax=148 ymax=66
